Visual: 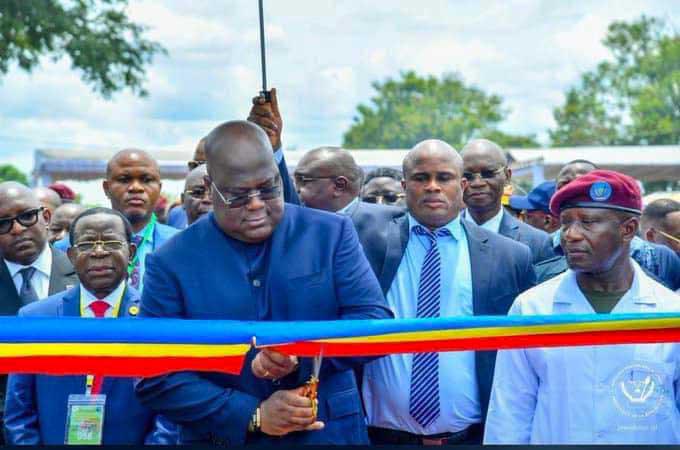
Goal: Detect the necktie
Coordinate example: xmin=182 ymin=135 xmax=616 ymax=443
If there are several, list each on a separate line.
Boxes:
xmin=89 ymin=300 xmax=110 ymax=395
xmin=409 ymin=225 xmax=450 ymax=429
xmin=129 ymin=234 xmax=143 ymax=289
xmin=18 ymin=267 xmax=39 ymax=305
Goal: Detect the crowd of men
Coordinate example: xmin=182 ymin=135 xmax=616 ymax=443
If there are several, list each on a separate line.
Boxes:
xmin=1 ymin=88 xmax=679 ymax=445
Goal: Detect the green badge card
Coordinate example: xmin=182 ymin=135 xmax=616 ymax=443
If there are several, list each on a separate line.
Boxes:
xmin=65 ymin=394 xmax=106 ymax=445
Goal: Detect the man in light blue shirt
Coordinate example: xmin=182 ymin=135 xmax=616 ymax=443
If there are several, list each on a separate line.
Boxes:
xmin=362 ymin=139 xmax=536 ymax=445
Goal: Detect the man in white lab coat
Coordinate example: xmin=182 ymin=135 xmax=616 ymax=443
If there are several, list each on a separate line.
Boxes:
xmin=484 ymin=170 xmax=680 ymax=445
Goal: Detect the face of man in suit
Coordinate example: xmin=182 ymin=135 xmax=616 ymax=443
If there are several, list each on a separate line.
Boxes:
xmin=0 ymin=182 xmax=51 ymax=266
xmin=205 ymin=121 xmax=284 ymax=243
xmin=403 ymin=140 xmax=467 ymax=230
xmin=181 ymin=165 xmax=212 ymax=225
xmin=361 ymin=177 xmax=405 ymax=206
xmin=103 ymin=150 xmax=162 ymax=233
xmin=48 ymin=203 xmax=85 ymax=243
xmin=68 ymin=212 xmax=136 ymax=298
xmin=461 ymin=139 xmax=511 ymax=224
xmin=294 ymin=148 xmax=360 ymax=212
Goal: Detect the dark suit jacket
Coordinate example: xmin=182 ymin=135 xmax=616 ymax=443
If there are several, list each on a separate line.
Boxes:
xmin=345 ymin=201 xmax=405 ymax=294
xmin=4 ymin=285 xmax=178 ymax=445
xmin=278 ymin=153 xmax=300 ymax=205
xmin=0 ymin=246 xmax=77 ymax=316
xmin=136 ymin=206 xmax=391 ymax=445
xmin=498 ymin=210 xmax=554 ymax=264
xmin=369 ymin=213 xmax=536 ymax=421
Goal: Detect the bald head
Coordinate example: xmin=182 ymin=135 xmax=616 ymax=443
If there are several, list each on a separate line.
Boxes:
xmin=403 ymin=139 xmax=462 ymax=177
xmin=205 ymin=120 xmax=275 ymax=180
xmin=184 ymin=164 xmax=208 ymax=190
xmin=33 ymin=186 xmax=62 ymax=214
xmin=192 ymin=137 xmax=207 ymax=163
xmin=460 ymin=139 xmax=508 ymax=166
xmin=298 ymin=147 xmax=363 ymax=193
xmin=0 ymin=182 xmax=50 ymax=265
xmin=106 ymin=149 xmax=159 ymax=178
xmin=556 ymin=159 xmax=597 ymax=190
xmin=48 ymin=203 xmax=86 ymax=243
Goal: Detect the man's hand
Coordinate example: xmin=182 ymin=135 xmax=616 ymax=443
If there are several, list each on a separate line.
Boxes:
xmin=259 ymin=387 xmax=325 ymax=436
xmin=251 ymin=348 xmax=299 ymax=380
xmin=248 ymin=87 xmax=282 ymax=151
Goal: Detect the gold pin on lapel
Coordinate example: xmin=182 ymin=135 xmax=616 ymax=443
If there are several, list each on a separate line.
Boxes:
xmin=128 ymin=305 xmax=139 ymax=316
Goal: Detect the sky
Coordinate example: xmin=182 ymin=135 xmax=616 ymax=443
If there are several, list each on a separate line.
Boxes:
xmin=0 ymin=0 xmax=678 ymax=203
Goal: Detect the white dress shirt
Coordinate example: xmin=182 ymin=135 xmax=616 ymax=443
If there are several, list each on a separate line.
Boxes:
xmin=3 ymin=245 xmax=52 ymax=300
xmin=463 ymin=207 xmax=504 ymax=234
xmin=80 ymin=281 xmax=126 ymax=318
xmin=484 ymin=260 xmax=680 ymax=444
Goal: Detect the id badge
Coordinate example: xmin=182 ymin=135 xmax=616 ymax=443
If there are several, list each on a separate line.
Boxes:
xmin=65 ymin=394 xmax=106 ymax=445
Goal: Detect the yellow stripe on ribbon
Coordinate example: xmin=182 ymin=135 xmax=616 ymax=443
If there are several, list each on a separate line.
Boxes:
xmin=0 ymin=343 xmax=251 ymax=358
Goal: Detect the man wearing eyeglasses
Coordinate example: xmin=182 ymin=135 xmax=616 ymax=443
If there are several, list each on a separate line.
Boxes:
xmin=135 ymin=120 xmax=391 ymax=445
xmin=460 ymin=139 xmax=554 ymax=263
xmin=361 ymin=168 xmax=406 ymax=206
xmin=641 ymin=199 xmax=680 ymax=256
xmin=293 ymin=147 xmax=404 ymax=285
xmin=180 ymin=164 xmax=212 ymax=226
xmin=4 ymin=207 xmax=178 ymax=445
xmin=0 ymin=182 xmax=78 ymax=444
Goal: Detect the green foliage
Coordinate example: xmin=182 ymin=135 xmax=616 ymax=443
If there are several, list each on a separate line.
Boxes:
xmin=0 ymin=0 xmax=165 ymax=98
xmin=0 ymin=164 xmax=28 ymax=184
xmin=342 ymin=71 xmax=537 ymax=149
xmin=549 ymin=16 xmax=680 ymax=146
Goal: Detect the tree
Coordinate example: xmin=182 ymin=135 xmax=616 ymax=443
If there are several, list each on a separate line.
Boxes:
xmin=343 ymin=71 xmax=538 ymax=149
xmin=549 ymin=16 xmax=680 ymax=146
xmin=0 ymin=164 xmax=28 ymax=184
xmin=0 ymin=0 xmax=165 ymax=98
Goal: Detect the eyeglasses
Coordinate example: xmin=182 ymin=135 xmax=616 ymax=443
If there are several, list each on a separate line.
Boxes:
xmin=74 ymin=240 xmax=126 ymax=253
xmin=463 ymin=167 xmax=505 ymax=181
xmin=211 ymin=182 xmax=281 ymax=209
xmin=363 ymin=193 xmax=405 ymax=204
xmin=293 ymin=174 xmax=336 ymax=186
xmin=0 ymin=207 xmax=44 ymax=235
xmin=187 ymin=160 xmax=206 ymax=170
xmin=184 ymin=186 xmax=210 ymax=199
xmin=655 ymin=229 xmax=680 ymax=245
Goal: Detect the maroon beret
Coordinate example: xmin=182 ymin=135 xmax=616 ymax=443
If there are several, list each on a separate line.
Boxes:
xmin=48 ymin=182 xmax=76 ymax=201
xmin=549 ymin=170 xmax=642 ymax=216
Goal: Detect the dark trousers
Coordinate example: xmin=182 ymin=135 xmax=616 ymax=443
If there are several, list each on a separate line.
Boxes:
xmin=368 ymin=424 xmax=482 ymax=445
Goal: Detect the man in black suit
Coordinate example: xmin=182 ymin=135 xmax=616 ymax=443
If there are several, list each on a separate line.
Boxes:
xmin=293 ymin=147 xmax=403 ymax=288
xmin=0 ymin=181 xmax=78 ymax=443
xmin=361 ymin=139 xmax=536 ymax=445
xmin=460 ymin=139 xmax=554 ymax=263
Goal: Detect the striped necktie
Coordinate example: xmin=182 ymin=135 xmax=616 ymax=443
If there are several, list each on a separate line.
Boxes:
xmin=409 ymin=225 xmax=450 ymax=429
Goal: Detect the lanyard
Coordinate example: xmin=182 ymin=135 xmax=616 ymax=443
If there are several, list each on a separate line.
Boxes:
xmin=82 ymin=286 xmax=126 ymax=395
xmin=126 ymin=213 xmax=156 ymax=275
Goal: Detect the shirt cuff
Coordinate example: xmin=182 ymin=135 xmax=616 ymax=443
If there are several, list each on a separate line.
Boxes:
xmin=273 ymin=147 xmax=283 ymax=164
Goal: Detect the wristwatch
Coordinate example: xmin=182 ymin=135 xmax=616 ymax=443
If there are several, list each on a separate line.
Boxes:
xmin=248 ymin=406 xmax=261 ymax=433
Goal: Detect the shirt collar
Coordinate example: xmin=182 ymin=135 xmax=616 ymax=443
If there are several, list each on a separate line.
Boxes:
xmin=463 ymin=207 xmax=504 ymax=233
xmin=554 ymin=259 xmax=657 ymax=307
xmin=4 ymin=244 xmax=52 ymax=279
xmin=337 ymin=197 xmax=360 ymax=216
xmin=80 ymin=280 xmax=126 ymax=309
xmin=133 ymin=219 xmax=156 ymax=244
xmin=407 ymin=212 xmax=464 ymax=241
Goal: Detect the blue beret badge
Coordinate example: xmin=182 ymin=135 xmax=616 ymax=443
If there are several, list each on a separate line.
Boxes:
xmin=589 ymin=181 xmax=612 ymax=202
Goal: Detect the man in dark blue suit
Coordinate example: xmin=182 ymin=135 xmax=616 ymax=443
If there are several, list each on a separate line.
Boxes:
xmin=4 ymin=207 xmax=177 ymax=445
xmin=361 ymin=140 xmax=536 ymax=445
xmin=292 ymin=146 xmax=403 ymax=288
xmin=135 ymin=121 xmax=391 ymax=445
xmin=460 ymin=139 xmax=554 ymax=263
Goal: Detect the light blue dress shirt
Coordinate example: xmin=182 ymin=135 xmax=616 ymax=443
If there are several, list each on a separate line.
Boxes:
xmin=131 ymin=221 xmax=155 ymax=294
xmin=337 ymin=197 xmax=360 ymax=215
xmin=273 ymin=147 xmax=283 ymax=164
xmin=362 ymin=213 xmax=480 ymax=434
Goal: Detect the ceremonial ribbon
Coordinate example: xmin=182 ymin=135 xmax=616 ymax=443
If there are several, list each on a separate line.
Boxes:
xmin=1 ymin=313 xmax=680 ymax=377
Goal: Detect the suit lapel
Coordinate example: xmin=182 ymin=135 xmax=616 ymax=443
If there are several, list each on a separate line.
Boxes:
xmin=0 ymin=260 xmax=21 ymax=315
xmin=378 ymin=215 xmax=409 ymax=293
xmin=462 ymin=221 xmax=491 ymax=315
xmin=498 ymin=210 xmax=519 ymax=241
xmin=61 ymin=285 xmax=81 ymax=317
xmin=48 ymin=247 xmax=77 ymax=295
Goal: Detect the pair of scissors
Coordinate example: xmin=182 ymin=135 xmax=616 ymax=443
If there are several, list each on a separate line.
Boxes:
xmin=302 ymin=349 xmax=323 ymax=419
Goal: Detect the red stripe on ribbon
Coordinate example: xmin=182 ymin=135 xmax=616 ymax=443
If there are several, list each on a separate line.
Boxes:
xmin=271 ymin=328 xmax=680 ymax=356
xmin=0 ymin=355 xmax=246 ymax=377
